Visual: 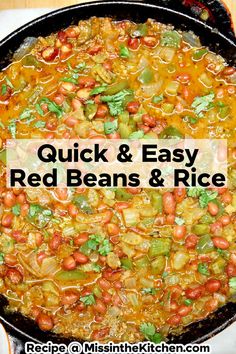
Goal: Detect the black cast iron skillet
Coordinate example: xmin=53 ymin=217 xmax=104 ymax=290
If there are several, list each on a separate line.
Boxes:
xmin=0 ymin=0 xmax=236 ymax=349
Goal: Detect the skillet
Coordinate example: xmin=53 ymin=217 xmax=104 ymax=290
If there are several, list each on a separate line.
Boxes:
xmin=0 ymin=0 xmax=236 ymax=348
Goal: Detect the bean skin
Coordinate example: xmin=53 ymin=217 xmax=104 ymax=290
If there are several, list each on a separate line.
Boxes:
xmin=208 ymin=202 xmax=219 ymax=216
xmin=141 ymin=36 xmax=157 ymax=47
xmin=212 ymin=237 xmax=229 ymax=250
xmin=185 ymin=234 xmax=198 ymax=249
xmin=97 ymin=278 xmax=111 ymax=291
xmin=205 ymin=279 xmax=221 ymax=293
xmin=127 ymin=37 xmax=140 ymax=50
xmin=174 ymin=188 xmax=186 ymax=202
xmin=173 ymin=225 xmax=186 ymax=240
xmin=61 ymin=290 xmax=80 ymax=305
xmin=37 ymin=313 xmax=54 ymax=331
xmin=91 ymin=327 xmax=110 ymax=340
xmin=185 ymin=285 xmax=205 ymax=299
xmin=177 ymin=305 xmax=192 ymax=317
xmin=3 ymin=192 xmax=16 ymax=208
xmin=62 ymin=256 xmax=77 ymax=270
xmin=1 ymin=213 xmax=14 ymax=228
xmin=163 ymin=192 xmax=176 ymax=215
xmin=6 ymin=269 xmax=23 ymax=284
xmin=73 ymin=251 xmax=88 ymax=264
xmin=126 ymin=101 xmax=140 ymax=114
xmin=49 ymin=232 xmax=62 ymax=251
xmin=74 ymin=232 xmax=89 ymax=246
xmin=226 ymin=263 xmax=236 ymax=277
xmin=167 ymin=314 xmax=182 ymax=325
xmin=93 ymin=299 xmax=107 ymax=314
xmin=4 ymin=254 xmax=17 ymax=266
xmin=106 ymin=223 xmax=120 ymax=236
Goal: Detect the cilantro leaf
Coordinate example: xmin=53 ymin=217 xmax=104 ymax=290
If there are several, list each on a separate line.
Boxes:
xmin=19 ymin=108 xmax=33 ymax=120
xmin=35 ymin=103 xmax=44 ymax=116
xmin=12 ymin=204 xmax=21 ymax=216
xmin=8 ymin=121 xmax=17 ymax=138
xmin=1 ymin=84 xmax=7 ymax=95
xmin=101 ymin=89 xmax=133 ymax=116
xmin=39 ymin=98 xmax=63 ymax=118
xmin=86 ymin=234 xmax=103 ymax=251
xmin=34 ymin=120 xmax=46 ymax=128
xmin=140 ymin=323 xmax=163 ymax=343
xmin=119 ymin=44 xmax=130 ymax=58
xmin=129 ymin=130 xmax=144 ymax=139
xmin=199 ymin=190 xmax=218 ymax=208
xmin=104 ymin=120 xmax=118 ymax=135
xmin=80 ymin=294 xmax=96 ymax=306
xmin=90 ymin=85 xmax=107 ymax=96
xmin=0 ymin=252 xmax=5 ymax=265
xmin=191 ymin=93 xmax=215 ymax=117
xmin=187 ymin=188 xmax=204 ymax=198
xmin=60 ymin=77 xmax=77 ymax=84
xmin=98 ymin=239 xmax=112 ymax=256
xmin=152 ymin=94 xmax=163 ymax=104
xmin=73 ymin=195 xmax=93 ymax=214
xmin=91 ymin=263 xmax=102 ymax=273
xmin=198 ymin=263 xmax=209 ymax=276
xmin=28 ymin=204 xmax=52 ymax=228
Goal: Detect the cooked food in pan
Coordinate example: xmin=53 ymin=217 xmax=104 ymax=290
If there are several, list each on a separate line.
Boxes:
xmin=0 ymin=17 xmax=235 ymax=342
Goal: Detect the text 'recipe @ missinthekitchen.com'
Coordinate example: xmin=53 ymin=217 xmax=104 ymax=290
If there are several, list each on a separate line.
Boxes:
xmin=24 ymin=340 xmax=211 ymax=354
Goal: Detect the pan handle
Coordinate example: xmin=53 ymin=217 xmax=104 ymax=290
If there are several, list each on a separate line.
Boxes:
xmin=126 ymin=0 xmax=235 ymax=42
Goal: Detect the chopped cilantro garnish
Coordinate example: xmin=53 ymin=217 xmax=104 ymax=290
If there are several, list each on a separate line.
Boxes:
xmin=104 ymin=120 xmax=118 ymax=135
xmin=80 ymin=294 xmax=96 ymax=306
xmin=35 ymin=103 xmax=44 ymax=116
xmin=5 ymin=77 xmax=14 ymax=89
xmin=197 ymin=263 xmax=209 ymax=276
xmin=119 ymin=44 xmax=130 ymax=58
xmin=140 ymin=323 xmax=163 ymax=343
xmin=1 ymin=84 xmax=7 ymax=95
xmin=28 ymin=204 xmax=52 ymax=228
xmin=12 ymin=204 xmax=21 ymax=216
xmin=187 ymin=188 xmax=218 ymax=208
xmin=152 ymin=94 xmax=163 ymax=104
xmin=187 ymin=188 xmax=203 ymax=198
xmin=98 ymin=239 xmax=112 ymax=256
xmin=90 ymin=85 xmax=107 ymax=96
xmin=129 ymin=130 xmax=144 ymax=139
xmin=101 ymin=89 xmax=133 ymax=116
xmin=191 ymin=93 xmax=215 ymax=117
xmin=39 ymin=97 xmax=63 ymax=118
xmin=73 ymin=195 xmax=93 ymax=214
xmin=34 ymin=120 xmax=46 ymax=128
xmin=91 ymin=263 xmax=102 ymax=273
xmin=19 ymin=108 xmax=33 ymax=120
xmin=229 ymin=277 xmax=236 ymax=290
xmin=184 ymin=299 xmax=193 ymax=306
xmin=60 ymin=77 xmax=77 ymax=84
xmin=8 ymin=121 xmax=17 ymax=138
xmin=0 ymin=253 xmax=4 ymax=265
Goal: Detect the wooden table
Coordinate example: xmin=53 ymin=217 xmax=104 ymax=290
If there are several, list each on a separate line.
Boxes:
xmin=0 ymin=0 xmax=235 ymax=29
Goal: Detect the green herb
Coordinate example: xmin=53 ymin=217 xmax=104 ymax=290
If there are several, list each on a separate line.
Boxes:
xmin=187 ymin=188 xmax=218 ymax=208
xmin=60 ymin=77 xmax=77 ymax=84
xmin=141 ymin=288 xmax=157 ymax=295
xmin=187 ymin=188 xmax=203 ymax=198
xmin=8 ymin=121 xmax=16 ymax=138
xmin=5 ymin=77 xmax=14 ymax=89
xmin=98 ymin=239 xmax=112 ymax=256
xmin=90 ymin=85 xmax=107 ymax=96
xmin=217 ymin=248 xmax=229 ymax=258
xmin=175 ymin=217 xmax=185 ymax=225
xmin=0 ymin=253 xmax=4 ymax=265
xmin=86 ymin=234 xmax=103 ymax=251
xmin=101 ymin=89 xmax=133 ymax=116
xmin=140 ymin=323 xmax=163 ymax=343
xmin=34 ymin=120 xmax=46 ymax=128
xmin=129 ymin=130 xmax=144 ymax=139
xmin=35 ymin=103 xmax=44 ymax=116
xmin=73 ymin=195 xmax=93 ymax=214
xmin=68 ymin=62 xmax=86 ymax=72
xmin=91 ymin=264 xmax=102 ymax=273
xmin=80 ymin=294 xmax=96 ymax=306
xmin=19 ymin=108 xmax=33 ymax=120
xmin=184 ymin=299 xmax=193 ymax=306
xmin=28 ymin=204 xmax=52 ymax=228
xmin=119 ymin=44 xmax=130 ymax=58
xmin=39 ymin=97 xmax=63 ymax=118
xmin=1 ymin=84 xmax=7 ymax=95
xmin=104 ymin=120 xmax=118 ymax=135
xmin=161 ymin=31 xmax=181 ymax=48
xmin=198 ymin=263 xmax=209 ymax=276
xmin=229 ymin=277 xmax=236 ymax=290
xmin=191 ymin=93 xmax=215 ymax=117
xmin=152 ymin=94 xmax=163 ymax=104
xmin=85 ymin=99 xmax=94 ymax=105
xmin=183 ymin=115 xmax=198 ymax=125
xmin=12 ymin=204 xmax=21 ymax=216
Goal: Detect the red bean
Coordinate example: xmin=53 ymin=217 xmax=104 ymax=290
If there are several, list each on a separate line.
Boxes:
xmin=208 ymin=202 xmax=219 ymax=216
xmin=59 ymin=82 xmax=77 ymax=94
xmin=65 ymin=26 xmax=79 ymax=38
xmin=6 ymin=269 xmax=23 ymax=284
xmin=107 ymin=132 xmax=121 ymax=139
xmin=185 ymin=234 xmax=198 ymax=249
xmin=37 ymin=251 xmax=47 ymax=265
xmin=74 ymin=232 xmax=89 ymax=246
xmin=176 ymin=73 xmax=191 ymax=84
xmin=177 ymin=305 xmax=192 ymax=317
xmin=223 ymin=67 xmax=235 ymax=76
xmin=163 ymin=192 xmax=176 ymax=215
xmin=87 ymin=45 xmax=102 ymax=55
xmin=212 ymin=237 xmax=229 ymax=250
xmin=173 ymin=225 xmax=186 ymax=240
xmin=46 ymin=117 xmax=57 ymax=131
xmin=61 ymin=290 xmax=79 ymax=305
xmin=78 ymin=76 xmax=96 ymax=88
xmin=210 ymin=221 xmax=223 ymax=236
xmin=41 ymin=47 xmax=58 ymax=61
xmin=169 ymin=285 xmax=183 ymax=299
xmin=3 ymin=191 xmax=16 ymax=208
xmin=185 ymin=285 xmax=205 ymax=299
xmin=221 ymin=191 xmax=233 ymax=204
xmin=126 ymin=101 xmax=140 ymax=114
xmin=62 ymin=256 xmax=76 ymax=270
xmin=170 ymin=301 xmax=178 ymax=312
xmin=167 ymin=314 xmax=182 ymax=325
xmin=60 ymin=43 xmax=73 ymax=60
xmin=97 ymin=278 xmax=111 ymax=291
xmin=218 ymin=215 xmax=230 ymax=226
xmin=55 ymin=187 xmax=68 ymax=201
xmin=93 ymin=299 xmax=107 ymax=314
xmin=4 ymin=254 xmax=17 ymax=266
xmin=1 ymin=213 xmax=14 ymax=228
xmin=91 ymin=327 xmax=109 ymax=340
xmin=49 ymin=232 xmax=62 ymax=251
xmin=127 ymin=37 xmax=140 ymax=50
xmin=57 ymin=30 xmax=68 ymax=44
xmin=141 ymin=36 xmax=157 ymax=47
xmin=205 ymin=279 xmax=221 ymax=293
xmin=94 ymin=314 xmax=104 ymax=323
xmin=106 ymin=223 xmax=120 ymax=236
xmin=68 ymin=203 xmax=78 ymax=218
xmin=95 ymin=104 xmax=108 ymax=118
xmin=166 ymin=214 xmax=175 ymax=225
xmin=37 ymin=313 xmax=54 ymax=331
xmin=226 ymin=262 xmax=236 ymax=277
xmin=205 ymin=298 xmax=218 ymax=312
xmin=53 ymin=93 xmax=65 ymax=105
xmin=126 ymin=187 xmax=142 ymax=195
xmin=103 ymin=60 xmax=112 ymax=71
xmin=73 ymin=251 xmax=88 ymax=264
xmin=142 ymin=114 xmax=156 ymax=128
xmin=174 ymin=188 xmax=186 ymax=203
xmin=16 ymin=193 xmax=26 ymax=204
xmin=103 ymin=292 xmax=112 ymax=304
